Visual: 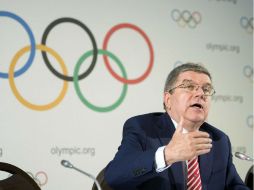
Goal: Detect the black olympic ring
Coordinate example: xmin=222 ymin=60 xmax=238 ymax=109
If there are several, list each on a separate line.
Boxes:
xmin=41 ymin=17 xmax=98 ymax=81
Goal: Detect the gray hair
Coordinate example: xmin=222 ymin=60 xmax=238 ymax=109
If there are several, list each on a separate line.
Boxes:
xmin=164 ymin=63 xmax=212 ymax=93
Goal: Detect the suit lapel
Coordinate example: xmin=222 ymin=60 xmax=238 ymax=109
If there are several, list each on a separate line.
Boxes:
xmin=155 ymin=113 xmax=175 ymax=146
xmin=171 ymin=161 xmax=187 ymax=190
xmin=199 ymin=151 xmax=213 ymax=185
xmin=199 ymin=125 xmax=213 ymax=185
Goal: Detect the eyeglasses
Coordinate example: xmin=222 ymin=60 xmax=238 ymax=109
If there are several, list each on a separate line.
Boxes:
xmin=168 ymin=80 xmax=216 ymax=96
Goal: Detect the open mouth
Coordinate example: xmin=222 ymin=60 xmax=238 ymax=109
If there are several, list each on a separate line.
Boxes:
xmin=190 ymin=103 xmax=203 ymax=109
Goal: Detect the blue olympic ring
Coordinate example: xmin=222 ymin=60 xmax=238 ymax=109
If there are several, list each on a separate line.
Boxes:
xmin=0 ymin=11 xmax=36 ymax=78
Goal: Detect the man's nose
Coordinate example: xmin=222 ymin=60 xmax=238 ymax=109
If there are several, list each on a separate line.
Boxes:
xmin=194 ymin=86 xmax=206 ymax=98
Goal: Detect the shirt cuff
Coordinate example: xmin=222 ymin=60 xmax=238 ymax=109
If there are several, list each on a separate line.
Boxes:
xmin=155 ymin=146 xmax=171 ymax=172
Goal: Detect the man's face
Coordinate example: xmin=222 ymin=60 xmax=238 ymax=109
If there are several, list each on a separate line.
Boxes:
xmin=164 ymin=71 xmax=212 ymax=128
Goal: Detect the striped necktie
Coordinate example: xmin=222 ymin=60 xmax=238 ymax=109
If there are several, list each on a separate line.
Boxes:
xmin=187 ymin=157 xmax=202 ymax=190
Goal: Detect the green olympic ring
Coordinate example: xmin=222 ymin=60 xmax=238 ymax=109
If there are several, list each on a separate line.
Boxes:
xmin=74 ymin=49 xmax=128 ymax=112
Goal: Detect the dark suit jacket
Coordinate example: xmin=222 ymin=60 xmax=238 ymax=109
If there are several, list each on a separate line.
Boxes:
xmin=104 ymin=112 xmax=249 ymax=190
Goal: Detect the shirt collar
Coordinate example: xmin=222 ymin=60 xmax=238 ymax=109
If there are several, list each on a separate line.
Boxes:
xmin=171 ymin=118 xmax=188 ymax=134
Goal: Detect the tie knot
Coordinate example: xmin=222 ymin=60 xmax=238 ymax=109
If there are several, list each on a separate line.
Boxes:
xmin=188 ymin=157 xmax=198 ymax=165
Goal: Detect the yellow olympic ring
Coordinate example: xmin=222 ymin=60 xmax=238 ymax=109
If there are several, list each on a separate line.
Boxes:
xmin=8 ymin=44 xmax=68 ymax=111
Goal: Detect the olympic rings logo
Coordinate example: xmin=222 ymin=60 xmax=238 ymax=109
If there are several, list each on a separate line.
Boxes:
xmin=243 ymin=65 xmax=253 ymax=83
xmin=0 ymin=11 xmax=154 ymax=112
xmin=240 ymin=16 xmax=253 ymax=34
xmin=27 ymin=171 xmax=48 ymax=187
xmin=171 ymin=9 xmax=202 ymax=28
xmin=246 ymin=115 xmax=253 ymax=128
xmin=173 ymin=61 xmax=185 ymax=68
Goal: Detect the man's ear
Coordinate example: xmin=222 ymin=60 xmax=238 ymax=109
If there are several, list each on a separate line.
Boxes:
xmin=163 ymin=92 xmax=171 ymax=110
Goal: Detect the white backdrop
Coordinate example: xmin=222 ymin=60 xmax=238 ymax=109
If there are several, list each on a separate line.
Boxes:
xmin=0 ymin=0 xmax=253 ymax=189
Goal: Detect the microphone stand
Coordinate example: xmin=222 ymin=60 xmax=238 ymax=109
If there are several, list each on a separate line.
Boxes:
xmin=61 ymin=160 xmax=102 ymax=190
xmin=235 ymin=152 xmax=254 ymax=189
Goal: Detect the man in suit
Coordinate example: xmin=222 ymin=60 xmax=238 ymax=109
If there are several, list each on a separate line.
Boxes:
xmin=104 ymin=63 xmax=249 ymax=190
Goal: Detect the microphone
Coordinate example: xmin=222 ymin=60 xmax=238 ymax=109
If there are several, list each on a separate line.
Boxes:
xmin=61 ymin=160 xmax=102 ymax=190
xmin=235 ymin=152 xmax=254 ymax=162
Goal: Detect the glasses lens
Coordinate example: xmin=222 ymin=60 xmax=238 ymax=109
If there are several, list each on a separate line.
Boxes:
xmin=169 ymin=81 xmax=215 ymax=96
xmin=203 ymin=85 xmax=214 ymax=96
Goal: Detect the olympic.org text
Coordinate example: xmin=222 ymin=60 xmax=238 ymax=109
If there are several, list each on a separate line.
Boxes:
xmin=206 ymin=43 xmax=240 ymax=54
xmin=51 ymin=146 xmax=95 ymax=157
xmin=212 ymin=95 xmax=243 ymax=103
xmin=209 ymin=0 xmax=237 ymax=5
xmin=0 ymin=148 xmax=2 ymax=157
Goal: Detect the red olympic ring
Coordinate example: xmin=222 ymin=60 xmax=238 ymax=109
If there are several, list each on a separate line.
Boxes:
xmin=102 ymin=23 xmax=154 ymax=84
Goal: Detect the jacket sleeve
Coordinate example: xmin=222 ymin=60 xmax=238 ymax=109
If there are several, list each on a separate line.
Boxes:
xmin=104 ymin=117 xmax=160 ymax=190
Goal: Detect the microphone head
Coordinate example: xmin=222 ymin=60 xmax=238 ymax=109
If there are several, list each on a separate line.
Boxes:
xmin=61 ymin=160 xmax=73 ymax=168
xmin=235 ymin=152 xmax=253 ymax=161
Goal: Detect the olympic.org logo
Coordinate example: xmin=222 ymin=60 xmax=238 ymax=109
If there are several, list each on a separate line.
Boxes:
xmin=0 ymin=11 xmax=154 ymax=112
xmin=171 ymin=9 xmax=202 ymax=28
xmin=27 ymin=171 xmax=48 ymax=187
xmin=243 ymin=65 xmax=253 ymax=83
xmin=208 ymin=0 xmax=237 ymax=5
xmin=240 ymin=16 xmax=253 ymax=34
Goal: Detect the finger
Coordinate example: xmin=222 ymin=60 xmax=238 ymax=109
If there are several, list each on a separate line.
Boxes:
xmin=191 ymin=131 xmax=210 ymax=138
xmin=196 ymin=148 xmax=212 ymax=156
xmin=195 ymin=143 xmax=213 ymax=151
xmin=193 ymin=137 xmax=212 ymax=144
